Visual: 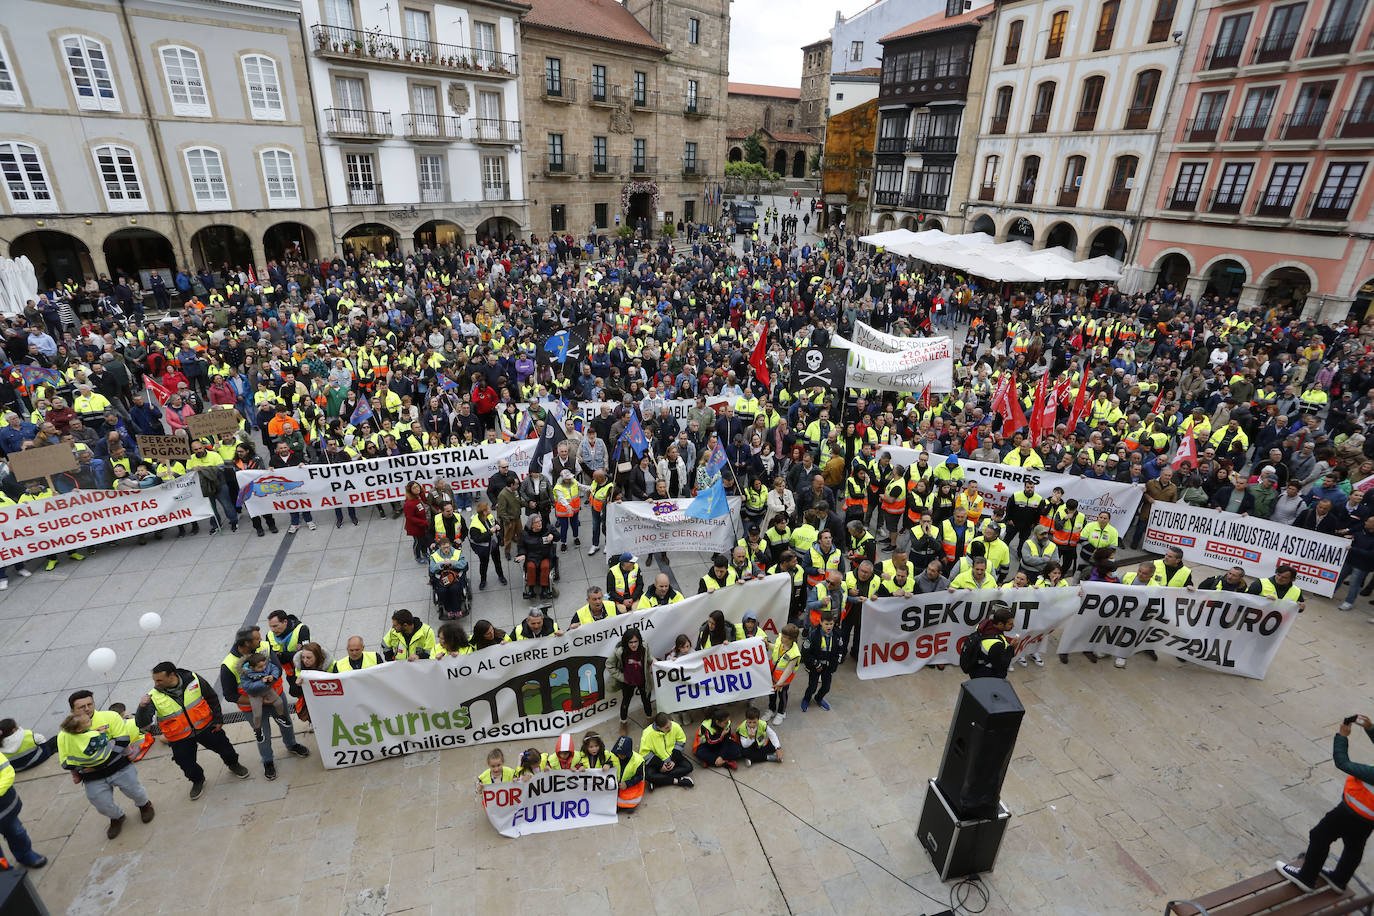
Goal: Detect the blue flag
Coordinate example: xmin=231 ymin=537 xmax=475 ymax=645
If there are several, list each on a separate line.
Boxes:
xmin=684 ymin=476 xmax=729 ymax=520
xmin=438 ymin=374 xmax=458 ymax=392
xmin=349 ymin=399 xmax=374 ymax=427
xmin=705 ymin=442 xmax=727 ymax=476
xmin=542 ymin=331 xmax=570 ymax=364
xmin=620 ymin=411 xmax=648 ymax=458
xmin=15 ymin=364 xmax=63 ymax=389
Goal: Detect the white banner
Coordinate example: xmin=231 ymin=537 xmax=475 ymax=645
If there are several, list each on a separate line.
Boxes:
xmin=651 ymin=637 xmax=773 ymax=712
xmin=300 ymin=575 xmax=790 ymax=768
xmin=832 ymin=333 xmax=954 ymax=393
xmin=482 ymin=770 xmax=619 ymax=838
xmin=885 ymin=447 xmax=1144 ymax=534
xmin=856 ymin=586 xmax=1080 ymax=680
xmin=1143 ymin=502 xmax=1347 ymax=597
xmin=850 ymin=320 xmax=952 ymax=356
xmin=1056 ymin=583 xmax=1298 ymax=678
xmin=0 ymin=474 xmax=214 ymax=564
xmin=233 ymin=440 xmax=537 ymax=518
xmin=605 ymin=496 xmax=741 ymax=556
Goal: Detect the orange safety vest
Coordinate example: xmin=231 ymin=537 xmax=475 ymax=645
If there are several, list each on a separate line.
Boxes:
xmin=554 ymin=485 xmax=581 ymax=517
xmin=844 ymin=480 xmax=867 ymax=513
xmin=941 ymin=520 xmax=971 ymax=561
xmin=150 ymin=676 xmax=214 ymax=742
xmin=1051 ymin=511 xmax=1086 ymax=548
xmin=956 ymin=491 xmax=985 ymax=526
xmin=1345 ymin=776 xmax=1374 ymax=820
xmin=880 ymin=481 xmax=906 ymax=516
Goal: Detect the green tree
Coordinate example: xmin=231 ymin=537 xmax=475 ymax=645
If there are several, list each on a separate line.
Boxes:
xmin=743 ymin=132 xmax=765 ymax=165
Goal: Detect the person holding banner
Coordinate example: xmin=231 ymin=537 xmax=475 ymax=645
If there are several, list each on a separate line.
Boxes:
xmin=1248 ymin=565 xmax=1306 ymax=613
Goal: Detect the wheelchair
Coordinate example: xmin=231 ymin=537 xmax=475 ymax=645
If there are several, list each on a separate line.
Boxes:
xmin=428 ymin=550 xmax=472 ymax=621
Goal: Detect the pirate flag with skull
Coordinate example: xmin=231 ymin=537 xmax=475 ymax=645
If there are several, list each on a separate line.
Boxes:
xmin=789 ymin=346 xmax=848 ymax=392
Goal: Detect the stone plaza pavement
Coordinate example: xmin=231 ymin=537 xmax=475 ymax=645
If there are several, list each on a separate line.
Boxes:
xmin=2 ymin=509 xmax=1372 ymax=916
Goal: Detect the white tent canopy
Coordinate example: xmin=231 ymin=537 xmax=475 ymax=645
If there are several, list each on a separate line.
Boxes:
xmin=0 ymin=256 xmax=37 ymax=316
xmin=858 ymin=228 xmax=1122 ymax=284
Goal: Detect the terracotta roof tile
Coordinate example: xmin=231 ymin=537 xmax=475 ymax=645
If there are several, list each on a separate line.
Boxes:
xmin=881 ymin=3 xmax=993 ymax=42
xmin=523 ymin=0 xmax=666 ymax=52
xmin=727 ymin=82 xmax=801 ymax=100
xmin=764 ymin=129 xmax=820 ymax=144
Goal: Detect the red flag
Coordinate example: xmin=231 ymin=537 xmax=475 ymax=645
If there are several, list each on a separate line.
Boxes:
xmin=1067 ymin=371 xmax=1090 ymax=430
xmin=1070 ymin=331 xmax=1084 ymax=350
xmin=748 ymin=322 xmax=770 ymax=389
xmin=1150 ymin=386 xmax=1166 ymax=417
xmin=920 ymin=382 xmax=932 ymax=411
xmin=1053 ymin=374 xmax=1072 ymax=406
xmin=963 ymin=427 xmax=980 ymax=454
xmin=1002 ymin=384 xmax=1028 ymax=438
xmin=1028 ymin=376 xmax=1048 ymax=446
xmin=144 ymin=376 xmax=171 ymax=404
xmin=1041 ymin=386 xmax=1059 ymax=440
xmin=1171 ymin=430 xmax=1198 ymax=471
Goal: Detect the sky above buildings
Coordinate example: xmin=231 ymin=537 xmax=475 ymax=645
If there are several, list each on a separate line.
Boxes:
xmin=728 ymin=0 xmax=872 ymax=86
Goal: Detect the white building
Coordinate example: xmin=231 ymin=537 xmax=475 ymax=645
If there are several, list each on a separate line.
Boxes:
xmin=831 ymin=0 xmax=944 ymax=74
xmin=829 ymin=69 xmax=881 ymax=117
xmin=963 ymin=0 xmax=1194 ymax=261
xmin=302 ymin=0 xmax=529 ymax=253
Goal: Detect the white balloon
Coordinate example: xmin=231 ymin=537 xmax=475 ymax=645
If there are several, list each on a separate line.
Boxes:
xmin=138 ymin=612 xmax=162 ymax=633
xmin=86 ymin=647 xmax=118 ymax=675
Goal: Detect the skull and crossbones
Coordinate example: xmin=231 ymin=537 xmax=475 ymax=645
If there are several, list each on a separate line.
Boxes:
xmin=796 ymin=349 xmax=832 ymax=386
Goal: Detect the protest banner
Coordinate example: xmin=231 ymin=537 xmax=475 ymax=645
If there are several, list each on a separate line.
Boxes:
xmin=1143 ymin=502 xmax=1347 ymax=597
xmin=136 ymin=434 xmax=192 ymax=462
xmin=605 ymin=496 xmax=741 ymax=556
xmin=856 ymin=586 xmax=1080 ymax=680
xmin=482 ymin=770 xmax=618 ymax=838
xmin=651 ymin=637 xmax=773 ymax=713
xmin=233 ymin=439 xmax=537 ymax=517
xmin=0 ymin=474 xmax=214 ymax=563
xmin=885 ymin=447 xmax=1144 ymax=534
xmin=185 ymin=408 xmax=243 ymax=440
xmin=300 ymin=575 xmax=790 ymax=769
xmin=832 ymin=334 xmax=954 ymax=393
xmin=850 ymin=320 xmax=951 ymax=356
xmin=8 ymin=445 xmax=79 ymax=482
xmin=1056 ymin=582 xmax=1298 ymax=678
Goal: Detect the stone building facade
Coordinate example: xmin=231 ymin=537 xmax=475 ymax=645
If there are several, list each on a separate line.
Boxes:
xmin=725 ymin=83 xmax=820 ymax=179
xmin=799 ymin=38 xmax=831 ymax=140
xmin=517 ymin=0 xmax=728 ymax=238
xmin=0 ymin=0 xmax=331 ymax=287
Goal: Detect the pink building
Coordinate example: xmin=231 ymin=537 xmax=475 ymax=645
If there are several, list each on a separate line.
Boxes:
xmin=1132 ymin=0 xmax=1373 ymax=319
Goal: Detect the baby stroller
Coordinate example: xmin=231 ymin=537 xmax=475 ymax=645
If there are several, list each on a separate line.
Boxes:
xmin=429 ymin=547 xmax=472 ymax=620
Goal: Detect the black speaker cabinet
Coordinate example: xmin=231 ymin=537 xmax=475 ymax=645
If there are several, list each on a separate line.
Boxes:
xmin=0 ymin=867 xmax=49 ymax=916
xmin=935 ymin=677 xmax=1023 ymax=820
xmin=919 ymin=779 xmax=1010 ymax=881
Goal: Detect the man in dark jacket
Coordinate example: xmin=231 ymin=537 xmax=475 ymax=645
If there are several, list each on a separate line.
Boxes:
xmin=969 ymin=606 xmax=1016 ymax=679
xmin=800 ymin=610 xmax=841 ymax=711
xmin=1278 ymin=715 xmax=1374 ymax=892
xmin=1342 ymin=516 xmax=1374 ymax=610
xmin=135 ymin=662 xmax=249 ymax=798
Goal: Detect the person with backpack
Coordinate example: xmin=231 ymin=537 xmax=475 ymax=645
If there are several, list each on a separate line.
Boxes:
xmin=961 ymin=604 xmax=1016 ymax=679
xmin=800 ymin=609 xmax=841 ymax=712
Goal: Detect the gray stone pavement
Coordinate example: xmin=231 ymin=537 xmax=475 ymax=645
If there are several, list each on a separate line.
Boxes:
xmin=4 ymin=506 xmax=1374 ymax=915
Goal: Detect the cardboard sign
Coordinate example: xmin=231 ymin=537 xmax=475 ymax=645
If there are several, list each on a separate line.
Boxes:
xmin=137 ymin=434 xmax=192 ymax=462
xmin=186 ymin=409 xmax=242 ymax=440
xmin=8 ymin=445 xmax=79 ymax=481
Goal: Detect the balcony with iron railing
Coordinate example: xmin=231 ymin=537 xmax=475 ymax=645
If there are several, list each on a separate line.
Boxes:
xmin=631 ymin=156 xmax=656 ymax=175
xmin=876 ymin=137 xmax=910 ymax=153
xmin=1103 ymin=187 xmax=1131 ymax=210
xmin=1229 ymin=112 xmax=1270 ymax=141
xmin=681 ymin=159 xmax=708 ymax=178
xmin=1184 ymin=116 xmax=1222 ymax=142
xmin=901 ymin=192 xmax=949 ymax=210
xmin=874 ymin=189 xmax=901 ymax=206
xmin=1305 ymin=189 xmax=1356 ymax=220
xmin=1253 ymin=190 xmax=1297 ymax=218
xmin=632 ymin=89 xmax=658 ymax=110
xmin=588 ymin=83 xmax=614 ymax=106
xmin=1340 ymin=108 xmax=1374 ymax=138
xmin=1307 ymin=20 xmax=1359 ymax=56
xmin=325 ymin=108 xmax=391 ymax=139
xmin=913 ymin=135 xmax=959 ymax=154
xmin=1029 ymin=110 xmax=1051 ymax=133
xmin=482 ymin=182 xmax=511 ymax=201
xmin=1015 ymin=182 xmax=1036 ymax=205
xmin=1207 ymin=188 xmax=1246 ymax=214
xmin=472 ymin=119 xmax=520 ymax=143
xmin=1280 ymin=108 xmax=1328 ymax=140
xmin=403 ymin=113 xmax=462 ymax=140
xmin=1166 ymin=185 xmax=1199 ymax=211
xmin=311 ymin=24 xmax=516 ymax=77
xmin=419 ymin=182 xmax=448 ymax=204
xmin=684 ymin=96 xmax=712 ymax=117
xmin=1074 ymin=108 xmax=1099 ymax=132
xmin=346 ymin=182 xmax=382 ymax=205
xmin=1205 ymin=39 xmax=1245 ymax=69
xmin=1057 ymin=184 xmax=1080 ymax=207
xmin=1123 ymin=106 xmax=1152 ymax=130
xmin=590 ymin=154 xmax=620 ymax=177
xmin=1251 ymin=30 xmax=1299 ymax=64
xmin=979 ymin=182 xmax=996 ymax=201
xmin=543 ymin=154 xmax=579 ymax=176
xmin=543 ymin=78 xmax=577 ymax=102
xmin=989 ymin=115 xmax=1009 ymax=135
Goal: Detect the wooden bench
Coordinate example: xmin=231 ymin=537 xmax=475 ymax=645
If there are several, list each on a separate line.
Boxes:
xmin=1166 ymin=868 xmax=1373 ymax=916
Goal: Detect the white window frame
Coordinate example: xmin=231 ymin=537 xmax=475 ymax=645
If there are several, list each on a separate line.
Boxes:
xmin=63 ymin=35 xmax=119 ymax=112
xmin=323 ymin=0 xmax=354 ymax=29
xmin=0 ymin=38 xmax=22 ymax=106
xmin=92 ymin=143 xmax=145 ymax=211
xmin=161 ymin=45 xmax=210 ymax=117
xmin=260 ymin=148 xmax=299 ymax=208
xmin=242 ymin=54 xmax=284 ymax=121
xmin=417 ymin=153 xmax=445 ymax=202
xmin=0 ymin=141 xmax=56 ymax=213
xmin=184 ymin=146 xmax=230 ymax=209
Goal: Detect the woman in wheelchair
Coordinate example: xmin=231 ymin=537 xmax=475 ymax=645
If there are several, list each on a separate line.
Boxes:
xmin=428 ymin=536 xmax=469 ymax=620
xmin=515 ymin=515 xmax=557 ymax=600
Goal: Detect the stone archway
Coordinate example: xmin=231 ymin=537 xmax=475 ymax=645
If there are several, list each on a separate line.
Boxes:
xmin=1006 ymin=217 xmax=1035 ymax=244
xmin=414 ymin=220 xmax=462 ymax=250
xmin=969 ymin=214 xmax=996 ymax=237
xmin=341 ymin=222 xmax=398 ymax=256
xmin=1044 ymin=221 xmax=1078 ymax=253
xmin=1261 ymin=266 xmax=1313 ymax=312
xmin=1153 ymin=252 xmax=1191 ymax=290
xmin=792 ymin=150 xmax=806 ymax=178
xmin=103 ymin=228 xmax=176 ymax=284
xmin=875 ymin=212 xmax=896 ymax=231
xmin=728 ymin=146 xmax=743 ymax=162
xmin=11 ymin=230 xmax=94 ymax=286
xmin=1352 ymin=277 xmax=1374 ymax=321
xmin=1205 ymin=258 xmax=1247 ymax=300
xmin=773 ymin=149 xmax=787 ymax=175
xmin=474 ymin=216 xmax=519 ymax=244
xmin=925 ymin=218 xmax=943 ymax=231
xmin=1088 ymin=226 xmax=1127 ymax=260
xmin=263 ymin=222 xmax=318 ymax=263
xmin=900 ymin=215 xmax=919 ymax=230
xmin=190 ymin=225 xmax=254 ymax=272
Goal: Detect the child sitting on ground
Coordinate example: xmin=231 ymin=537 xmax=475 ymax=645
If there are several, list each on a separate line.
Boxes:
xmin=238 ymin=651 xmax=287 ymax=741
